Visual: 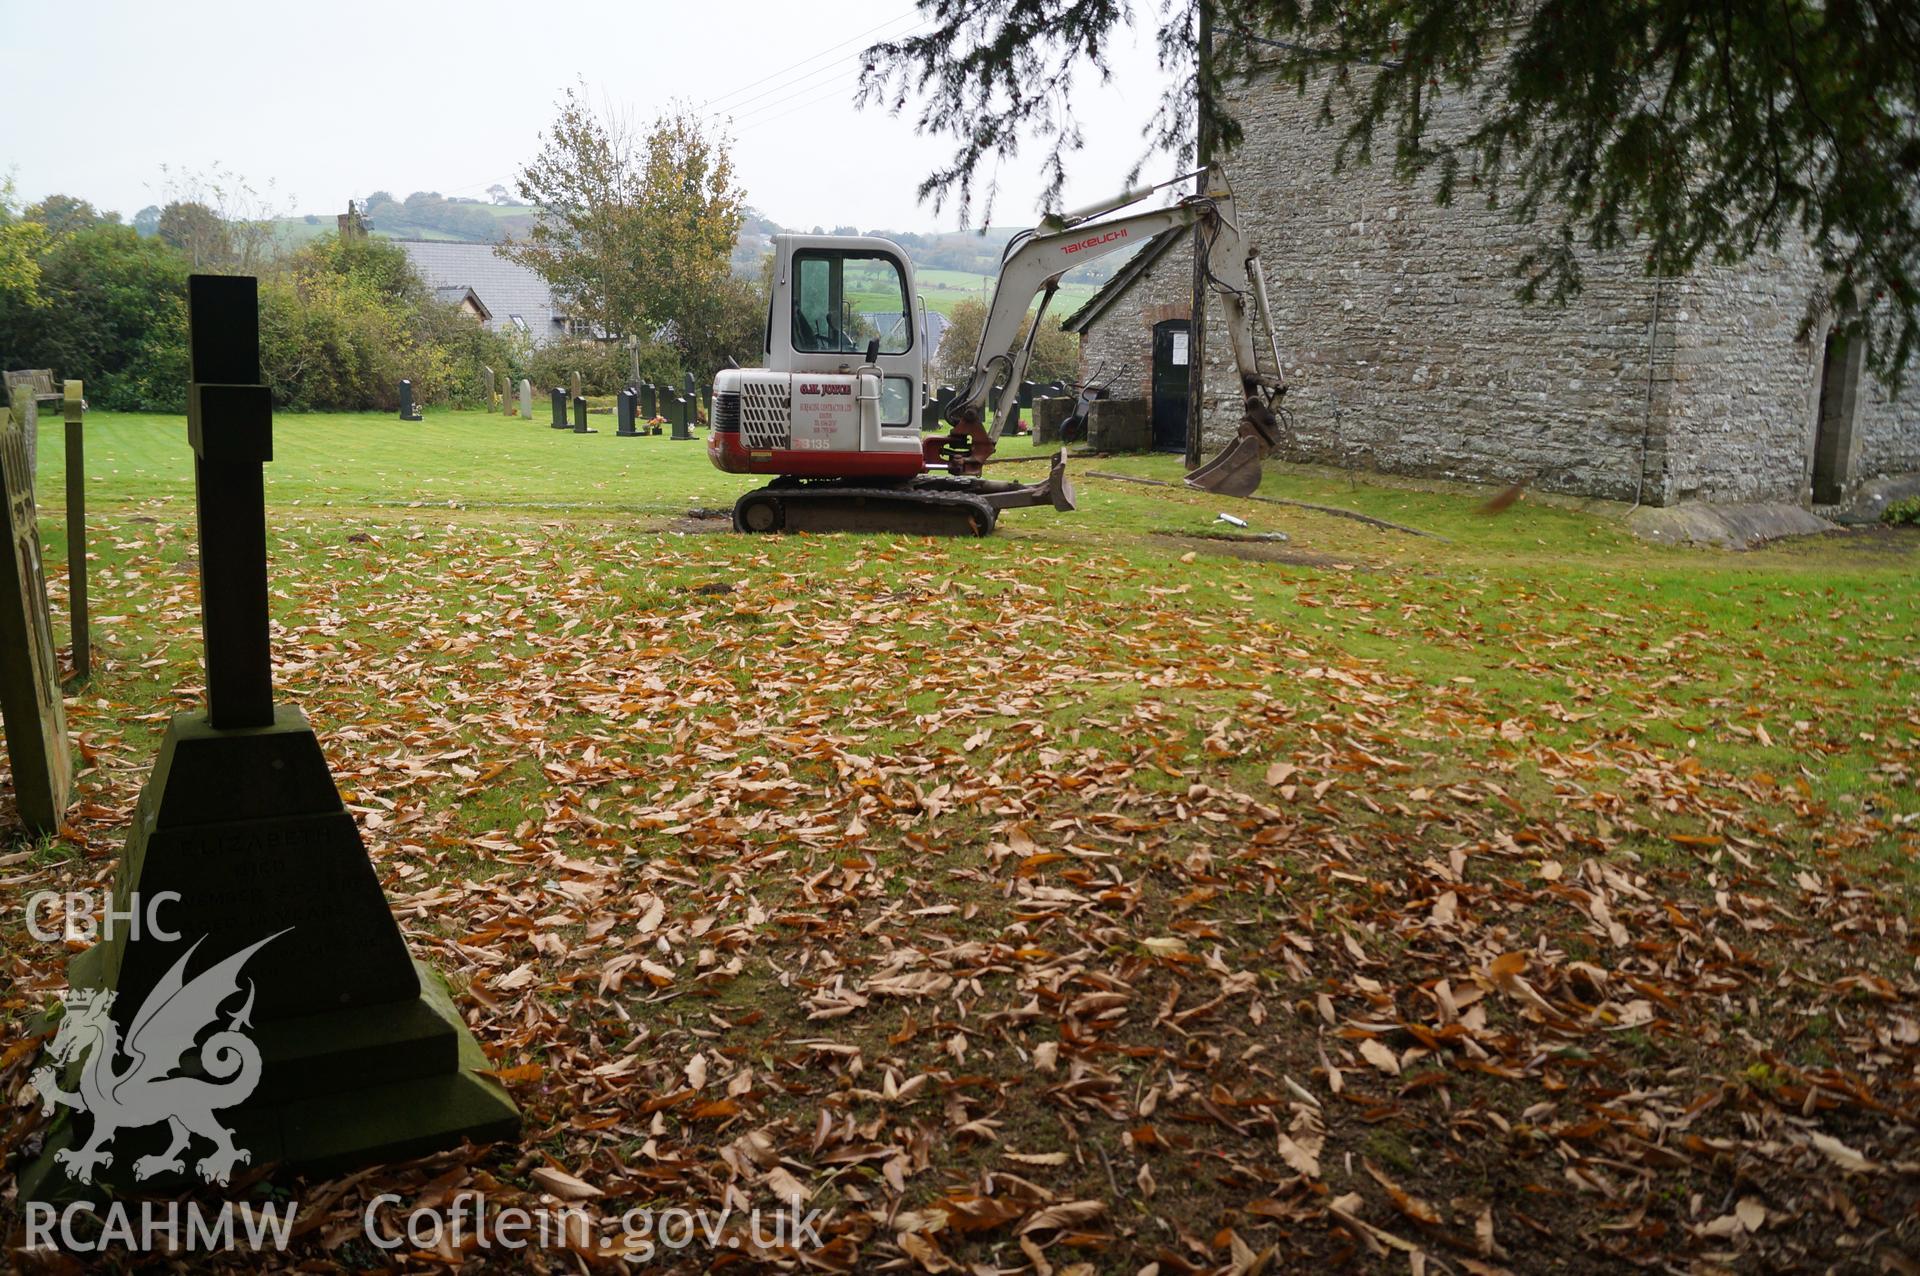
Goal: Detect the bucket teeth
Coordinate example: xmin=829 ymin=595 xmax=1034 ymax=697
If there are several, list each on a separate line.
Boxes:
xmin=1185 ymin=435 xmax=1266 ymax=497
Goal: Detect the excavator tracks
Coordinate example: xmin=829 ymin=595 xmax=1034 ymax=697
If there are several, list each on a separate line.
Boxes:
xmin=732 ymin=483 xmax=999 ymax=537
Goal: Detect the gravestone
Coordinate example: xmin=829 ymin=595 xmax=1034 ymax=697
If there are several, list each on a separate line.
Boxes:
xmin=1087 ymin=397 xmax=1152 ymax=452
xmin=699 ymin=388 xmax=711 ymax=423
xmin=615 ymin=389 xmax=638 ymax=437
xmin=0 ymin=416 xmax=71 ymax=834
xmin=640 ymin=383 xmax=656 ymax=418
xmin=549 ymin=387 xmax=568 ymax=429
xmin=683 ymin=371 xmax=697 ymax=400
xmin=569 ymin=371 xmax=583 ymax=402
xmin=571 ymin=395 xmax=595 ymax=434
xmin=20 ymin=276 xmax=517 ymax=1202
xmin=1032 ymin=395 xmax=1073 ymax=447
xmin=1018 ymin=380 xmax=1036 ymax=409
xmin=481 ymin=365 xmax=496 ymax=412
xmin=62 ymin=381 xmax=89 ymax=681
xmin=502 ymin=372 xmax=517 ymax=417
xmin=670 ymin=395 xmax=692 ymax=440
xmin=518 ymin=378 xmax=533 ymax=419
xmin=397 ymin=379 xmax=423 ymax=422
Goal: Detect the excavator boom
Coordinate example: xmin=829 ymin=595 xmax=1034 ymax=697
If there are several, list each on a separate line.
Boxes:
xmin=944 ymin=168 xmax=1286 ymax=494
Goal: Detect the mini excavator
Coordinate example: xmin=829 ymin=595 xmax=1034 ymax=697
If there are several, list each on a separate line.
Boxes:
xmin=708 ymin=167 xmax=1287 ymax=535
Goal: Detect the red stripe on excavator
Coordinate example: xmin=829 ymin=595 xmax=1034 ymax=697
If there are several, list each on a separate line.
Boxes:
xmin=708 ymin=429 xmax=925 ymax=479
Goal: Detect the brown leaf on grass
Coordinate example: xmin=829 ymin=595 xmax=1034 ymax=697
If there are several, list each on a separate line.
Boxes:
xmin=938 ymin=1193 xmax=1027 ymax=1234
xmin=530 ymin=1166 xmax=601 ymax=1200
xmin=1276 ymin=1132 xmax=1321 ymax=1178
xmin=1807 ymin=1131 xmax=1876 ymax=1173
xmin=1365 ymin=1161 xmax=1443 ymax=1227
xmin=1477 ymin=481 xmax=1527 ymax=513
xmin=1020 ymin=1199 xmax=1106 ymax=1234
xmin=898 ymin=1230 xmax=961 ymax=1272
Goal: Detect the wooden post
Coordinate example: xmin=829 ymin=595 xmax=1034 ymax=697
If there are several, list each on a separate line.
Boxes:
xmin=62 ymin=380 xmax=88 ymax=681
xmin=1184 ymin=0 xmax=1214 ymax=470
xmin=0 ymin=418 xmax=72 ymax=833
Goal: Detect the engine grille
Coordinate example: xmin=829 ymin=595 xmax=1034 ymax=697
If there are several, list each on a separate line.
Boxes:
xmin=712 ymin=391 xmax=741 ymax=431
xmin=741 ymin=379 xmax=791 ymax=449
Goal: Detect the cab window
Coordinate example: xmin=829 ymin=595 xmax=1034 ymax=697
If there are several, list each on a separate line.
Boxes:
xmin=791 ymin=250 xmax=912 ymax=356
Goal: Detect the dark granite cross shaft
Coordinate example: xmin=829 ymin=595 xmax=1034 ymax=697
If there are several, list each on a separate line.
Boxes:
xmin=185 ymin=275 xmax=275 ymax=729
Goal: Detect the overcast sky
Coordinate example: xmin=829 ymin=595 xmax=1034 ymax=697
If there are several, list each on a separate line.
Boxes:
xmin=2 ymin=0 xmax=1183 ymax=234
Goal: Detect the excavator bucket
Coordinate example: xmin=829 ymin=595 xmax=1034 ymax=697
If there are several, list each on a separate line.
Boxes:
xmin=1185 ymin=396 xmax=1281 ymax=498
xmin=1185 ymin=434 xmax=1266 ymax=498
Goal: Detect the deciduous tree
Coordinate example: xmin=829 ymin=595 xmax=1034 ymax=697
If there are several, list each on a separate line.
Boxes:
xmin=506 ymin=90 xmax=746 ymax=378
xmin=152 ymin=163 xmax=286 ymax=272
xmin=25 ymin=194 xmax=115 ymax=236
xmin=936 ymin=296 xmax=1079 ymax=387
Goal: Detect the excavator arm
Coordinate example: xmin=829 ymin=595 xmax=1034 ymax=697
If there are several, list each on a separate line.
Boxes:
xmin=943 ymin=168 xmax=1288 ymax=495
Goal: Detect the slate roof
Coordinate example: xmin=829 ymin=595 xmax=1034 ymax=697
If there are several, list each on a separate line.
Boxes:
xmin=1059 ymin=228 xmax=1184 ymax=333
xmin=396 ymin=240 xmax=566 ymax=346
xmin=433 ymin=284 xmax=492 ymax=321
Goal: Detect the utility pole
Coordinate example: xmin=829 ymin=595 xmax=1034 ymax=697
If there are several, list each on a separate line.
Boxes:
xmin=1184 ymin=0 xmax=1213 ymax=470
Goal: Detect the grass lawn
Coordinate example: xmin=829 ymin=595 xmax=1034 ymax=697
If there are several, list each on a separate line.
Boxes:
xmin=4 ymin=409 xmax=1916 ymax=1270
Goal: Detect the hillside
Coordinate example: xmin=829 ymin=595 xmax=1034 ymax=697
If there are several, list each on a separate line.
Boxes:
xmin=275 ymin=196 xmax=1128 ymax=318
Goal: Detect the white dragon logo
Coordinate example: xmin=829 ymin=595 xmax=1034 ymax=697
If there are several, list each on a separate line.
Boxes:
xmin=32 ymin=932 xmax=283 ymax=1186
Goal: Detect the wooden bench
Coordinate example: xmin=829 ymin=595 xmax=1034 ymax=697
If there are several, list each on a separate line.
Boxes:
xmin=3 ymin=369 xmax=60 ymax=478
xmin=4 ymin=368 xmax=61 ymax=412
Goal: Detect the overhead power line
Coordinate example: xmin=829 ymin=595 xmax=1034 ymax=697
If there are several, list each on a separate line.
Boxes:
xmin=700 ymin=8 xmax=921 ymax=117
